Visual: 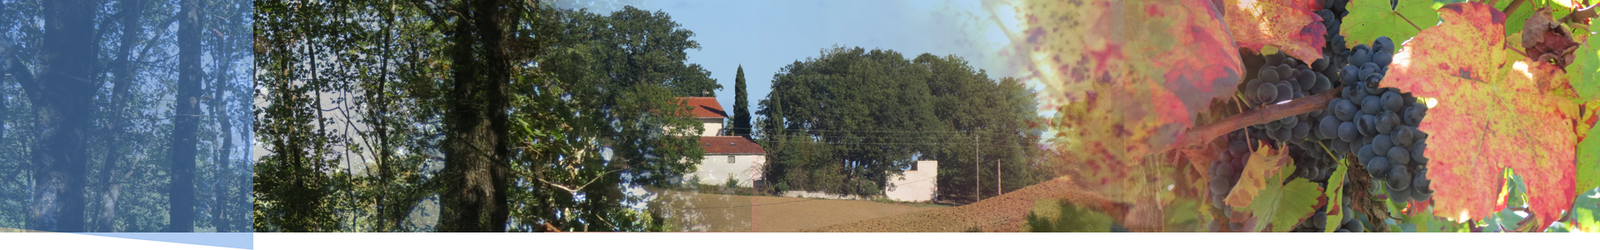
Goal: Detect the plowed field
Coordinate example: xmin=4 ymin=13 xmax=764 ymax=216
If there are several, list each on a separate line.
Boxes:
xmin=649 ymin=189 xmax=944 ymax=232
xmin=805 ymin=177 xmax=1128 ymax=232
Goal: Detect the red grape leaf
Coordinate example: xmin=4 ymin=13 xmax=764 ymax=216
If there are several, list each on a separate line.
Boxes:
xmin=1024 ymin=0 xmax=1244 ymax=200
xmin=1222 ymin=0 xmax=1327 ymax=61
xmin=1381 ymin=2 xmax=1577 ymax=230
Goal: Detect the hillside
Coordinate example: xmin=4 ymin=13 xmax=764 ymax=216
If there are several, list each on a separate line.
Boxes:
xmin=648 ymin=189 xmax=944 ymax=232
xmin=804 ymin=176 xmax=1133 ymax=232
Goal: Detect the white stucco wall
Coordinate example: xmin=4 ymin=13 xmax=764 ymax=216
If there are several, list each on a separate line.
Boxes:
xmin=886 ymin=161 xmax=938 ymax=202
xmin=699 ymin=119 xmax=724 ymax=136
xmin=692 ymin=154 xmax=765 ymax=187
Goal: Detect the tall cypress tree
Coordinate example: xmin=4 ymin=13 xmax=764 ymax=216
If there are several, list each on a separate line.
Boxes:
xmin=732 ymin=65 xmax=750 ymax=137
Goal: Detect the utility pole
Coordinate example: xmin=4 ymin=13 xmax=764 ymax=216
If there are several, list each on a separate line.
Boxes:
xmin=974 ymin=132 xmax=979 ymax=203
xmin=998 ymin=159 xmax=1002 ymax=195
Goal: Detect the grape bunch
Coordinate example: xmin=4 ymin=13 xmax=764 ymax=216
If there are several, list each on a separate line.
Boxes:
xmin=1209 ymin=133 xmax=1251 ymax=210
xmin=1237 ymin=50 xmax=1343 ymax=184
xmin=1333 ymin=205 xmax=1367 ymax=232
xmin=1206 ymin=130 xmax=1266 ymax=232
xmin=1314 ymin=0 xmax=1352 ymax=79
xmin=1316 ymin=36 xmax=1435 ymax=203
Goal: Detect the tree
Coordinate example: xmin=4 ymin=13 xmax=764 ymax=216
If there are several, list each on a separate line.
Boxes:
xmin=731 ymin=65 xmax=750 ymax=137
xmin=0 ymin=0 xmax=250 ymax=233
xmin=435 ymin=0 xmax=513 ymax=232
xmin=251 ymin=1 xmax=710 ymax=232
xmin=757 ymin=47 xmax=1042 ymax=200
xmin=166 ymin=0 xmax=202 ymax=232
xmin=3 ymin=0 xmax=101 ymax=232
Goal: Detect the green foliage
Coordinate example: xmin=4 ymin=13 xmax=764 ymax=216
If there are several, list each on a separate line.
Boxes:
xmin=1239 ymin=163 xmax=1325 ymax=232
xmin=756 ymin=48 xmax=1043 ymax=202
xmin=0 ymin=0 xmax=251 ymax=232
xmin=1341 ymin=0 xmax=1440 ymax=47
xmin=253 ymin=2 xmax=710 ymax=232
xmin=1025 ymin=199 xmax=1113 ymax=232
xmin=731 ymin=65 xmax=751 ymax=136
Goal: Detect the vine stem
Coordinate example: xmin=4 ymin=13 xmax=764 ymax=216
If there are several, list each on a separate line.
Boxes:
xmin=1395 ymin=10 xmax=1424 ymax=31
xmin=1560 ymin=3 xmax=1600 ymax=24
xmin=1166 ymin=86 xmax=1345 ymax=159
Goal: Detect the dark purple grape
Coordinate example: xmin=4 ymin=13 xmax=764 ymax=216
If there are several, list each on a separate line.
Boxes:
xmin=1319 ymin=115 xmax=1341 ymax=139
xmin=1266 ymin=53 xmax=1285 ymax=67
xmin=1388 ymin=184 xmax=1412 ymax=203
xmin=1338 ymin=121 xmax=1358 ymax=142
xmin=1372 ymin=134 xmax=1393 ymax=157
xmin=1335 ymin=99 xmax=1357 ymax=121
xmin=1388 ymin=166 xmax=1411 ymax=191
xmin=1357 ymin=115 xmax=1377 ymax=137
xmin=1392 ymin=125 xmax=1414 ymax=147
xmin=1230 ymin=140 xmax=1249 ymax=155
xmin=1314 ymin=73 xmax=1332 ymax=93
xmin=1366 ymin=157 xmax=1390 ymax=179
xmin=1341 ymin=65 xmax=1361 ymax=84
xmin=1374 ymin=50 xmax=1393 ymax=66
xmin=1276 ymin=83 xmax=1295 ymax=103
xmin=1350 ymin=44 xmax=1372 ymax=65
xmin=1374 ymin=36 xmax=1396 ymax=55
xmin=1357 ymin=145 xmax=1376 ymax=166
xmin=1381 ymin=91 xmax=1403 ymax=112
xmin=1405 ymin=103 xmax=1427 ymax=126
xmin=1330 ymin=138 xmax=1350 ymax=156
xmin=1410 ymin=139 xmax=1427 ymax=164
xmin=1377 ymin=111 xmax=1400 ymax=134
xmin=1361 ymin=95 xmax=1381 ymax=115
xmin=1293 ymin=121 xmax=1313 ymax=140
xmin=1261 ymin=66 xmax=1282 ymax=83
xmin=1388 ymin=147 xmax=1410 ymax=165
xmin=1256 ymin=81 xmax=1279 ymax=105
xmin=1297 ymin=69 xmax=1317 ymax=90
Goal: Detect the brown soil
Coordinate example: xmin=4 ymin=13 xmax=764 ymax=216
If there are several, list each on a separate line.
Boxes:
xmin=648 ymin=189 xmax=942 ymax=232
xmin=805 ymin=176 xmax=1131 ymax=232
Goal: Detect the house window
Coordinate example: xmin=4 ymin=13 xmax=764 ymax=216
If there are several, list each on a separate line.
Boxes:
xmin=728 ymin=155 xmax=736 ymax=163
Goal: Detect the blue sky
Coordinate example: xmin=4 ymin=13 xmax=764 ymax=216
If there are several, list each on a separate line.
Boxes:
xmin=635 ymin=0 xmax=1026 ymax=115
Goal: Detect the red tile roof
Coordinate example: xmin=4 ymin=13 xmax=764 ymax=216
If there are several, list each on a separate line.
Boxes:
xmin=699 ymin=136 xmax=766 ymax=155
xmin=675 ymin=97 xmax=728 ymax=119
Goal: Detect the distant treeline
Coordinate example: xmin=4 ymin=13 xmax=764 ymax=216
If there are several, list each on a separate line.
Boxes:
xmin=756 ymin=46 xmax=1046 ymax=202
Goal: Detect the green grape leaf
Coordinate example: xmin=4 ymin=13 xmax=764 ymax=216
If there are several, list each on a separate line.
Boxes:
xmin=1341 ymin=0 xmax=1440 ymax=47
xmin=1025 ymin=0 xmax=1244 ymax=200
xmin=1568 ymin=31 xmax=1600 ymax=102
xmin=1323 ymin=163 xmax=1349 ymax=232
xmin=1381 ymin=2 xmax=1578 ymax=231
xmin=1226 ymin=146 xmax=1291 ymax=207
xmin=1245 ymin=167 xmax=1325 ymax=232
xmin=1570 ymin=188 xmax=1600 ymax=232
xmin=1223 ymin=0 xmax=1326 ymax=61
xmin=1582 ymin=121 xmax=1600 ymax=193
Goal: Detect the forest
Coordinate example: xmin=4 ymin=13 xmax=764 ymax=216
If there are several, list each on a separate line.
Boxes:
xmin=251 ymin=0 xmax=1053 ymax=232
xmin=0 ymin=0 xmax=253 ymax=232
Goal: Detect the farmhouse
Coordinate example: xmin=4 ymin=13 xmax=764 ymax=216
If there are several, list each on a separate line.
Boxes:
xmin=676 ymin=97 xmax=766 ymax=187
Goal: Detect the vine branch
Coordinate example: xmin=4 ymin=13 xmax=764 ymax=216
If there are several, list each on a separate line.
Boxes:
xmin=1166 ymin=86 xmax=1345 ymax=156
xmin=1560 ymin=3 xmax=1600 ymax=24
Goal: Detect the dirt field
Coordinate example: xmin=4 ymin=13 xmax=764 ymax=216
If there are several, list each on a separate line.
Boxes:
xmin=805 ymin=176 xmax=1130 ymax=232
xmin=648 ymin=189 xmax=945 ymax=232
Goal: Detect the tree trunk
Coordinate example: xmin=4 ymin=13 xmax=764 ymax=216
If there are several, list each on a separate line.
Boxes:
xmin=167 ymin=0 xmax=202 ymax=232
xmin=210 ymin=12 xmax=236 ymax=232
xmin=439 ymin=0 xmax=510 ymax=232
xmin=16 ymin=0 xmax=98 ymax=232
xmin=95 ymin=0 xmax=145 ymax=233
